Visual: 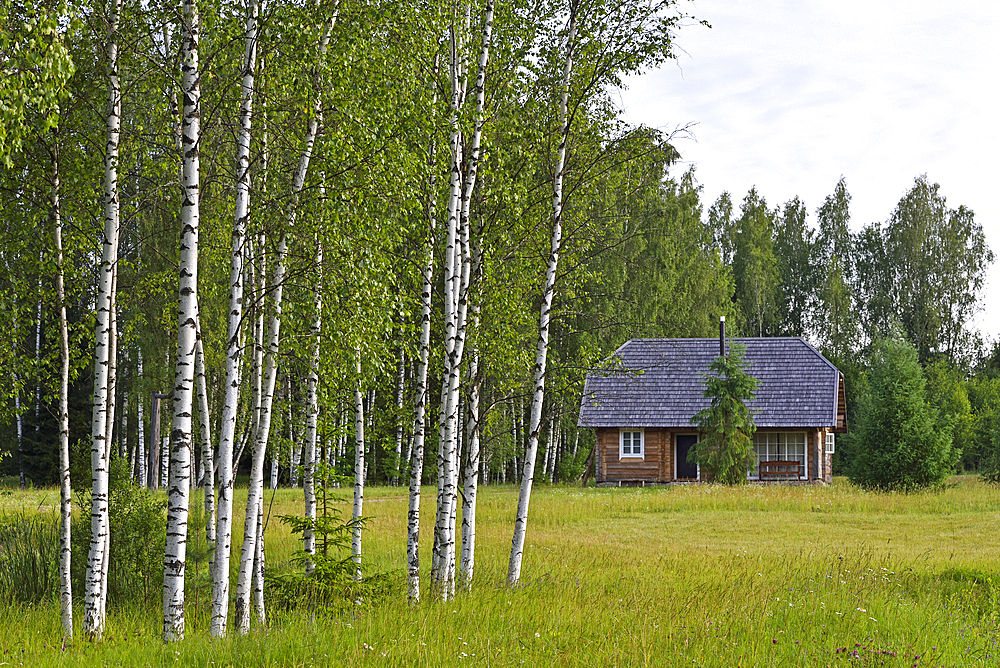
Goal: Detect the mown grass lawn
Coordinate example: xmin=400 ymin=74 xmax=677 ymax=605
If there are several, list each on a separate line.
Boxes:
xmin=2 ymin=477 xmax=1000 ymax=666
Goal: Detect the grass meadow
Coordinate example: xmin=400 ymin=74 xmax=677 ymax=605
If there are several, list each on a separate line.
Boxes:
xmin=2 ymin=477 xmax=1000 ymax=666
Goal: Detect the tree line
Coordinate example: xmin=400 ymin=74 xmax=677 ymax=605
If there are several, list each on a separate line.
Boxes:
xmin=1 ymin=0 xmax=996 ymax=644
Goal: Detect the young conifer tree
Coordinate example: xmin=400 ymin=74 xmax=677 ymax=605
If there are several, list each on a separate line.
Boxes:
xmin=689 ymin=341 xmax=759 ymax=484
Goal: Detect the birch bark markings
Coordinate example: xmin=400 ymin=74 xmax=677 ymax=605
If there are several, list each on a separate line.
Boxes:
xmin=303 ymin=240 xmax=322 ymax=572
xmin=508 ymin=6 xmax=576 ymax=587
xmin=210 ymin=0 xmax=257 ymax=637
xmin=195 ymin=313 xmax=215 ymax=544
xmin=406 ymin=57 xmax=441 ymax=600
xmin=352 ymin=355 xmax=365 ymax=580
xmin=163 ymin=0 xmax=201 ymax=640
xmin=459 ymin=321 xmax=482 ymax=591
xmin=53 ymin=134 xmax=73 ymax=640
xmin=392 ymin=345 xmax=405 ymax=486
xmin=84 ymin=0 xmax=122 ymax=638
xmin=233 ymin=231 xmax=284 ymax=634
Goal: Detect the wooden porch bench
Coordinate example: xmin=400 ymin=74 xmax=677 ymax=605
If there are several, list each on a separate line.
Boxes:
xmin=758 ymin=460 xmax=801 ymax=478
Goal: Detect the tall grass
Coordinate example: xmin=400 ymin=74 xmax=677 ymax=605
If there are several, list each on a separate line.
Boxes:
xmin=3 ymin=478 xmax=1000 ymax=665
xmin=0 ymin=510 xmax=58 ymax=604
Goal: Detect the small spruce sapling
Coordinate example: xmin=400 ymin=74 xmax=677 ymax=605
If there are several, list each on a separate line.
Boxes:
xmin=689 ymin=343 xmax=759 ymax=484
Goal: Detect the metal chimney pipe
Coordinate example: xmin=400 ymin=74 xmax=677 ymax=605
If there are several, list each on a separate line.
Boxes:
xmin=719 ymin=316 xmax=726 ymax=356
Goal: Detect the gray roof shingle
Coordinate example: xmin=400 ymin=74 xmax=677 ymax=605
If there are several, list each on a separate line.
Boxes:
xmin=578 ymin=338 xmax=841 ymax=429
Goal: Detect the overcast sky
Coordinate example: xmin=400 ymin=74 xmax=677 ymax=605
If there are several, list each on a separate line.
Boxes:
xmin=616 ymin=0 xmax=1000 ymax=344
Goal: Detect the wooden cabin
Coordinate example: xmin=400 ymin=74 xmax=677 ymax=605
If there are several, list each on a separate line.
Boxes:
xmin=578 ymin=335 xmax=847 ymax=485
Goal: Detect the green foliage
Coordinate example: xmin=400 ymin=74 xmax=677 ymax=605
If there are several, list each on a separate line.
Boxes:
xmin=689 ymin=343 xmax=759 ymax=484
xmin=924 ymin=360 xmax=974 ymax=470
xmin=0 ymin=2 xmax=76 ymax=165
xmin=969 ymin=376 xmax=1000 ymax=481
xmin=184 ymin=496 xmax=214 ymax=620
xmin=0 ymin=510 xmax=58 ymax=604
xmin=731 ymin=189 xmax=779 ymax=337
xmin=882 ymin=176 xmax=992 ymax=365
xmin=849 ymin=338 xmax=957 ymax=490
xmin=773 ymin=196 xmax=817 ymax=337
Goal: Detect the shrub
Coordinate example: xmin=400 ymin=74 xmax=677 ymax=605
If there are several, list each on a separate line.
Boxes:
xmin=72 ymin=455 xmax=166 ymax=606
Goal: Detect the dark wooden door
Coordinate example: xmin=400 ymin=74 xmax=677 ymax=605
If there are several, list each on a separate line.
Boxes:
xmin=675 ymin=434 xmax=699 ymax=480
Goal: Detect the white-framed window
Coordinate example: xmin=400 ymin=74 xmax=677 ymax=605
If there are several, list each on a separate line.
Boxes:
xmin=825 ymin=432 xmax=835 ymax=454
xmin=751 ymin=432 xmax=806 ymax=478
xmin=620 ymin=429 xmax=644 ymax=459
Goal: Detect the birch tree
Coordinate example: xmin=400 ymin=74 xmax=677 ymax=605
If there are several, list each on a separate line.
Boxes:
xmin=352 ymin=356 xmax=365 ymax=580
xmin=52 ymin=132 xmax=73 ymax=640
xmin=162 ymin=0 xmax=201 ymax=640
xmin=303 ymin=239 xmax=322 ymax=572
xmin=195 ymin=311 xmax=215 ymax=544
xmin=209 ymin=0 xmax=258 ymax=637
xmin=431 ymin=0 xmax=494 ymax=601
xmin=508 ymin=0 xmax=683 ymax=582
xmin=83 ymin=0 xmax=122 ymax=637
xmin=406 ymin=49 xmax=441 ymax=600
xmin=507 ymin=2 xmax=576 ymax=587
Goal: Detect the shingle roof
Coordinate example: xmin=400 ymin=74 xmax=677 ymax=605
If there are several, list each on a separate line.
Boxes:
xmin=578 ymin=338 xmax=841 ymax=429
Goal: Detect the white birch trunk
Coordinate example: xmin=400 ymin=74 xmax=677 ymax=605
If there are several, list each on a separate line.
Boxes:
xmin=13 ymin=364 xmax=22 ymax=489
xmin=163 ymin=0 xmax=201 ymax=639
xmin=406 ymin=74 xmax=439 ymax=600
xmin=234 ymin=233 xmax=284 ymax=634
xmin=161 ymin=434 xmax=170 ymax=489
xmin=138 ymin=354 xmax=147 ymax=486
xmin=209 ymin=0 xmax=257 ymax=636
xmin=430 ymin=13 xmax=467 ymax=595
xmin=459 ymin=340 xmax=481 ymax=591
xmin=34 ymin=293 xmax=42 ymax=441
xmin=241 ymin=230 xmax=266 ymax=471
xmin=303 ymin=240 xmax=322 ymax=572
xmin=251 ymin=499 xmax=265 ymax=625
xmin=508 ymin=6 xmax=575 ymax=587
xmin=52 ymin=134 xmax=73 ymax=640
xmin=83 ymin=0 xmax=122 ymax=637
xmin=459 ymin=298 xmax=482 ymax=591
xmin=432 ymin=0 xmax=493 ymax=599
xmin=121 ymin=392 xmax=128 ymax=463
xmin=392 ymin=344 xmax=405 ymax=485
xmin=352 ymin=356 xmax=365 ymax=580
xmin=195 ymin=311 xmax=215 ymax=544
